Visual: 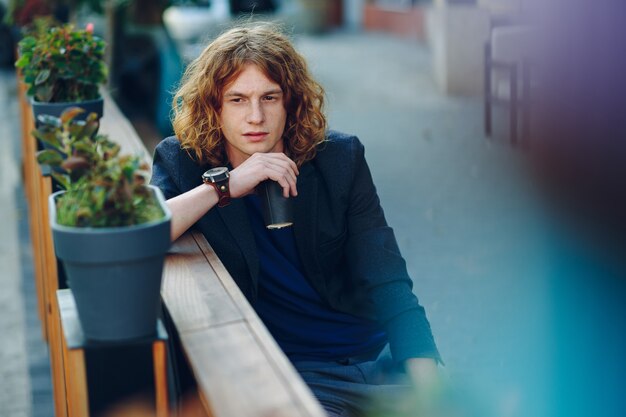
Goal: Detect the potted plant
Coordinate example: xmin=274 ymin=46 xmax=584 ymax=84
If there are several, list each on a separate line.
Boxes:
xmin=35 ymin=107 xmax=171 ymax=341
xmin=15 ymin=22 xmax=107 ymax=123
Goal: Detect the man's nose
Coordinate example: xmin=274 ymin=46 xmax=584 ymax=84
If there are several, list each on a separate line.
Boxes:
xmin=247 ymin=101 xmax=265 ymax=124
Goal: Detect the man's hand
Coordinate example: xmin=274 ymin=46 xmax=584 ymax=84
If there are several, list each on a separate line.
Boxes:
xmin=229 ymin=152 xmax=299 ymax=198
xmin=403 ymin=358 xmax=482 ymax=417
xmin=405 ymin=357 xmax=443 ymax=412
xmin=406 ymin=357 xmax=440 ymax=389
xmin=165 ymin=152 xmax=298 ymax=242
xmin=406 ymin=357 xmax=438 ymax=383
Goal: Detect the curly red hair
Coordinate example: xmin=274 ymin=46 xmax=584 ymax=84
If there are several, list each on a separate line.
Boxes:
xmin=172 ymin=22 xmax=327 ymax=167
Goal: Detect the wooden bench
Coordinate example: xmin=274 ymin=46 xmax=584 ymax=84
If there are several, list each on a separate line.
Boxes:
xmin=19 ymin=86 xmax=325 ymax=417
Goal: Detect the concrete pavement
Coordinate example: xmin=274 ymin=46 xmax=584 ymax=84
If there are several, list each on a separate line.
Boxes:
xmin=296 ymin=31 xmax=550 ymax=417
xmin=1 ymin=68 xmax=54 ymax=417
xmin=0 ymin=68 xmax=32 ymax=417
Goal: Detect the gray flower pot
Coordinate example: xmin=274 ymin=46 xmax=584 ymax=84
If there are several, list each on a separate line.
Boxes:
xmin=32 ymin=96 xmax=104 ymax=124
xmin=49 ymin=185 xmax=172 ymax=342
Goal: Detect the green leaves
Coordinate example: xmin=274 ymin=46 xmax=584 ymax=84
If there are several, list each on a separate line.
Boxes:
xmin=34 ymin=108 xmax=162 ymax=228
xmin=34 ymin=69 xmax=50 ymax=86
xmin=60 ymin=107 xmax=85 ymax=125
xmin=61 ymin=156 xmax=90 ymax=171
xmin=51 ymin=172 xmax=70 ymax=190
xmin=35 ymin=85 xmax=54 ymax=103
xmin=17 ymin=36 xmax=37 ymax=51
xmin=33 ymin=128 xmax=62 ymax=149
xmin=36 ymin=150 xmax=63 ymax=166
xmin=15 ymin=24 xmax=107 ymax=103
xmin=14 ymin=53 xmax=30 ymax=69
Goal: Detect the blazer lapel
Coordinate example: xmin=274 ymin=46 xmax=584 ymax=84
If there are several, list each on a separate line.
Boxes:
xmin=216 ymin=199 xmax=259 ymax=288
xmin=292 ymin=163 xmax=324 ymax=292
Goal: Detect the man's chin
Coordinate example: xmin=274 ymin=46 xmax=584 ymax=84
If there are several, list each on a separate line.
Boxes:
xmin=247 ymin=143 xmax=282 ymax=155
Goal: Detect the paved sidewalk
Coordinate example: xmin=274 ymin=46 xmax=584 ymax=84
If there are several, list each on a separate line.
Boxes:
xmin=296 ymin=32 xmax=550 ymax=417
xmin=0 ymin=69 xmax=32 ymax=417
xmin=0 ymin=68 xmax=53 ymax=417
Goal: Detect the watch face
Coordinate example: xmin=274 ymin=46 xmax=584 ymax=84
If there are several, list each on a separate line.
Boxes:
xmin=203 ymin=167 xmax=229 ymax=183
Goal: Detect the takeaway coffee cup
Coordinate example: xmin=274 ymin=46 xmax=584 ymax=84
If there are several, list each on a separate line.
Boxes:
xmin=256 ymin=180 xmax=294 ymax=229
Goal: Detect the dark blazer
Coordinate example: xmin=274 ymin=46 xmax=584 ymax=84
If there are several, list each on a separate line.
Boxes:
xmin=151 ymin=130 xmax=440 ymax=363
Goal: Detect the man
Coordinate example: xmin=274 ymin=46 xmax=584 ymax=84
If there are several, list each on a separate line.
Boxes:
xmin=151 ymin=22 xmax=441 ymax=417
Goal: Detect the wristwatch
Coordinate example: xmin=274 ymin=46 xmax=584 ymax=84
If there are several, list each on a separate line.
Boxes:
xmin=202 ymin=167 xmax=231 ymax=207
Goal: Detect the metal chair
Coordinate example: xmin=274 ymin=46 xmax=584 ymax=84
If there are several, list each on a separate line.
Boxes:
xmin=484 ymin=25 xmax=533 ymax=147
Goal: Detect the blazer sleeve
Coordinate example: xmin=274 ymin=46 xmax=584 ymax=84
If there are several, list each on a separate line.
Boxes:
xmin=344 ymin=137 xmax=442 ymax=365
xmin=149 ymin=137 xmax=184 ymax=200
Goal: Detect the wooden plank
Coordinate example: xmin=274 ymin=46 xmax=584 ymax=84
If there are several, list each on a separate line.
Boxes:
xmin=31 ymin=155 xmax=49 ymax=343
xmin=153 ymin=341 xmax=169 ymax=417
xmin=48 ymin=289 xmax=69 ymax=417
xmin=36 ymin=171 xmax=68 ymax=417
xmin=58 ymin=291 xmax=90 ymax=417
xmin=180 ymin=323 xmax=307 ymax=417
xmin=196 ymin=390 xmax=214 ymax=417
xmin=161 ymin=233 xmax=242 ymax=333
xmin=61 ymin=332 xmax=89 ymax=417
xmin=41 ymin=174 xmax=59 ymax=315
xmin=190 ymin=232 xmax=258 ymax=321
xmin=17 ymin=78 xmax=32 ymax=207
xmin=46 ymin=236 xmax=69 ymax=417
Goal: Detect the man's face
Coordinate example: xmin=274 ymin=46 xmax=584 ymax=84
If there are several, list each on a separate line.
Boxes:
xmin=219 ymin=63 xmax=287 ymax=167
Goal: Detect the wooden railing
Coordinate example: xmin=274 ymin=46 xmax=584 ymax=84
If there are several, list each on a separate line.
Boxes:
xmin=18 ymin=84 xmax=325 ymax=417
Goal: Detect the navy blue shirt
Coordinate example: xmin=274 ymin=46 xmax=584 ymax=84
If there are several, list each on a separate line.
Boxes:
xmin=245 ymin=194 xmax=386 ymax=362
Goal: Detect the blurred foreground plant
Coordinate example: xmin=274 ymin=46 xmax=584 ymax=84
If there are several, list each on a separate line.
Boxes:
xmin=366 ymin=376 xmax=488 ymax=417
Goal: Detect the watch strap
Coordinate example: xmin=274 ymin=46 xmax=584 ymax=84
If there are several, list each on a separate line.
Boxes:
xmin=208 ymin=181 xmax=231 ymax=207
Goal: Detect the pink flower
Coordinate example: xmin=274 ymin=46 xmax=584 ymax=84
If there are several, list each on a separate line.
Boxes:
xmin=86 ymin=23 xmax=94 ymax=33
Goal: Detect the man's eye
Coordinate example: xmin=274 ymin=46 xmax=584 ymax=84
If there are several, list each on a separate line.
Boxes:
xmin=263 ymin=95 xmax=277 ymax=101
xmin=230 ymin=98 xmax=242 ymax=103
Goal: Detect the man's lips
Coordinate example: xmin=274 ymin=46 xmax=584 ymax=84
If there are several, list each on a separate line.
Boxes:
xmin=244 ymin=132 xmax=269 ymax=141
